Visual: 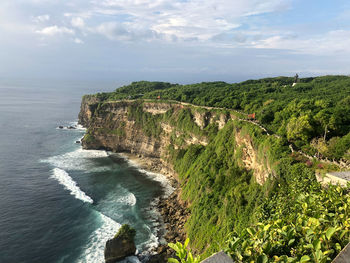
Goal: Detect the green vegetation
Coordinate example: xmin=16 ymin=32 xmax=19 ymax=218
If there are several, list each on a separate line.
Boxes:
xmin=82 ymin=131 xmax=96 ymax=144
xmin=168 ymin=238 xmax=200 ymax=263
xmin=127 ymin=102 xmax=163 ymax=137
xmin=227 ymin=184 xmax=350 ymax=262
xmin=98 ymin=76 xmax=350 ymax=161
xmin=169 ymin=121 xmax=267 ymax=255
xmin=114 ymin=224 xmax=136 ymax=240
xmin=84 ymin=76 xmax=350 ymax=262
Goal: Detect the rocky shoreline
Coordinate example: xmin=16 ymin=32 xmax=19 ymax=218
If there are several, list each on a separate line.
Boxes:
xmin=119 ymin=153 xmax=189 ymax=263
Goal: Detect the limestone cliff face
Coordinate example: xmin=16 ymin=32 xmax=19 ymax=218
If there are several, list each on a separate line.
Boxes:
xmin=78 ymin=95 xmax=102 ymax=127
xmin=78 ymin=98 xmax=272 ymax=184
xmin=234 ymin=130 xmax=273 ymax=185
xmin=79 ymin=100 xmax=211 ymax=157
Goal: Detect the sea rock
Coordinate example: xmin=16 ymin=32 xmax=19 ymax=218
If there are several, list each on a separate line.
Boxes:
xmin=104 ymin=224 xmax=136 ymax=263
xmin=75 ymin=140 xmax=81 ymax=144
xmin=58 ymin=125 xmax=64 ymax=129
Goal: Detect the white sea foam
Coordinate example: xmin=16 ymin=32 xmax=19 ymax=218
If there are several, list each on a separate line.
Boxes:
xmin=77 ymin=212 xmax=121 ymax=263
xmin=117 ymin=191 xmax=137 ymax=207
xmin=56 ymin=121 xmax=86 ymax=131
xmin=137 ymin=168 xmax=174 ymax=197
xmin=51 ymin=168 xmax=93 ymax=204
xmin=118 ymin=154 xmax=174 ymax=197
xmin=43 ymin=148 xmax=109 ymax=172
xmin=71 ymin=121 xmax=86 ymax=131
xmin=119 ymin=256 xmax=142 ymax=263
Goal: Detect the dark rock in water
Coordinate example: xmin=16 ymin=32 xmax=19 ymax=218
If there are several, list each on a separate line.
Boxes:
xmin=67 ymin=126 xmax=76 ymax=129
xmin=75 ymin=140 xmax=81 ymax=144
xmin=104 ymin=224 xmax=136 ymax=263
xmin=58 ymin=126 xmax=64 ymax=129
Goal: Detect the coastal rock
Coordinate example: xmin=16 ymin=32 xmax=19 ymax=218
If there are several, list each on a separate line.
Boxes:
xmin=104 ymin=224 xmax=136 ymax=263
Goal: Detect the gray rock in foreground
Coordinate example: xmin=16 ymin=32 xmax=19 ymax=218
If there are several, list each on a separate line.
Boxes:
xmin=201 ymin=251 xmax=234 ymax=263
xmin=332 ymin=242 xmax=350 ymax=263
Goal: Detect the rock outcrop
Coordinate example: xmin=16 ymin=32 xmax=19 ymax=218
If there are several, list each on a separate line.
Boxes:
xmin=78 ymin=98 xmax=274 ymax=185
xmin=234 ymin=130 xmax=272 ymax=184
xmin=104 ymin=224 xmax=136 ymax=263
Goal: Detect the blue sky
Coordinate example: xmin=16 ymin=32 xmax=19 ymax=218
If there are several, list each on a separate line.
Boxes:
xmin=0 ymin=0 xmax=349 ymax=83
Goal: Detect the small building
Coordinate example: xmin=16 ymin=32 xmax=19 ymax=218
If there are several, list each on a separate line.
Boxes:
xmin=317 ymin=171 xmax=350 ymax=187
xmin=247 ymin=113 xmax=255 ymax=120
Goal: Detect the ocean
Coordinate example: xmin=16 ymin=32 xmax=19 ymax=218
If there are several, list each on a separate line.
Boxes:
xmin=0 ymin=80 xmax=170 ymax=262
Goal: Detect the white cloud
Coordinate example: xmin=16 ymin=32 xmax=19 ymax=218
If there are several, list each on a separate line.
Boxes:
xmin=254 ymin=30 xmax=350 ymax=55
xmin=71 ymin=17 xmax=85 ymax=28
xmin=87 ymin=0 xmax=290 ymax=41
xmin=93 ymin=22 xmax=161 ymax=41
xmin=36 ymin=25 xmax=75 ymax=36
xmin=74 ymin=37 xmax=84 ymax=44
xmin=33 ymin=14 xmax=50 ymax=23
xmin=3 ymin=0 xmax=350 ymax=59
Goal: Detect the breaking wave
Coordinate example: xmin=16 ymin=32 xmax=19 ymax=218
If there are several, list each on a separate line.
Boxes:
xmin=51 ymin=168 xmax=93 ymax=204
xmin=42 ymin=148 xmax=109 ymax=172
xmin=77 ymin=212 xmax=121 ymax=263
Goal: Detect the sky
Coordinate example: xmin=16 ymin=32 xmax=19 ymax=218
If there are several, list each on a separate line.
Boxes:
xmin=0 ymin=0 xmax=350 ymax=83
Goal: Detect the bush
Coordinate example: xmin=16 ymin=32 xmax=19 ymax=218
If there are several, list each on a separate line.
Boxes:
xmin=114 ymin=224 xmax=136 ymax=240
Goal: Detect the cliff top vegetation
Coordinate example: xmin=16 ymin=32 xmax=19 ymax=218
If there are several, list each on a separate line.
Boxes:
xmin=91 ymin=76 xmax=350 ymax=162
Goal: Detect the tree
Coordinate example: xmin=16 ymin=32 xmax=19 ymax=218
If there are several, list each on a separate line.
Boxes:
xmin=310 ymin=137 xmax=328 ymax=157
xmin=287 ymin=115 xmax=313 ymax=142
xmin=314 ymin=109 xmax=334 ymax=139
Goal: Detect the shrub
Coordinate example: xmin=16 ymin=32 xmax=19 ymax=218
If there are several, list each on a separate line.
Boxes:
xmin=114 ymin=224 xmax=136 ymax=240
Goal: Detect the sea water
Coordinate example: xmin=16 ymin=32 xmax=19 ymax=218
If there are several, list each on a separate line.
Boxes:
xmin=0 ymin=80 xmax=169 ymax=263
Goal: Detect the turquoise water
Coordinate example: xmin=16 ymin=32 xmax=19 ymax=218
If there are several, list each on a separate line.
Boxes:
xmin=0 ymin=80 xmax=168 ymax=262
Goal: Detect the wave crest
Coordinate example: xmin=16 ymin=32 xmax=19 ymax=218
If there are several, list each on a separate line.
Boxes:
xmin=51 ymin=168 xmax=93 ymax=204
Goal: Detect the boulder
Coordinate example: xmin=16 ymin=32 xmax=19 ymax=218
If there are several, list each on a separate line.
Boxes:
xmin=58 ymin=126 xmax=64 ymax=129
xmin=104 ymin=224 xmax=136 ymax=263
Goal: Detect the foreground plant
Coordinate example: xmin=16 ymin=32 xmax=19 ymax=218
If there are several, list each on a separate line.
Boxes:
xmin=168 ymin=238 xmax=200 ymax=263
xmin=226 ymin=184 xmax=350 ymax=262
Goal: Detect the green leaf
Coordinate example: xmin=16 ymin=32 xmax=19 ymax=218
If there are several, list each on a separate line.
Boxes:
xmin=168 ymin=243 xmax=178 ymax=252
xmin=168 ymin=258 xmax=180 ymax=263
xmin=315 ymin=249 xmax=324 ymax=261
xmin=325 ymin=227 xmax=336 ymax=240
xmin=187 ymin=252 xmax=193 ymax=262
xmin=335 ymin=243 xmax=342 ymax=252
xmin=263 ymin=224 xmax=271 ymax=231
xmin=288 ymin=239 xmax=295 ymax=246
xmin=184 ymin=238 xmax=190 ymax=248
xmin=246 ymin=227 xmax=255 ymax=237
xmin=229 ymin=238 xmax=241 ymax=250
xmin=300 ymin=255 xmax=310 ymax=263
xmin=340 ymin=230 xmax=348 ymax=239
xmin=257 ymin=254 xmax=268 ymax=263
xmin=304 ymin=244 xmax=314 ymax=249
xmin=313 ymin=239 xmax=321 ymax=250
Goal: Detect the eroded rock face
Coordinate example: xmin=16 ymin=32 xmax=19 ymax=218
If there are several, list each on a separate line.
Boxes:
xmin=79 ymin=101 xmax=209 ymax=158
xmin=78 ymin=98 xmax=271 ymax=185
xmin=104 ymin=225 xmax=136 ymax=263
xmin=104 ymin=237 xmax=136 ymax=263
xmin=234 ymin=130 xmax=272 ymax=184
xmin=78 ymin=95 xmax=102 ymax=127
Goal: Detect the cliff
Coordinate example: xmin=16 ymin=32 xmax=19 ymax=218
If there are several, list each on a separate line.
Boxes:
xmin=78 ymin=97 xmax=280 ymax=256
xmin=77 ymin=80 xmax=350 ymax=262
xmin=79 ymin=97 xmax=273 ymax=185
